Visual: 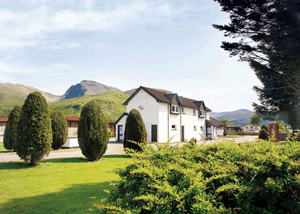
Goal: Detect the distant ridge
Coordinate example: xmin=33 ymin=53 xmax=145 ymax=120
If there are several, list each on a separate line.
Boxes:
xmin=61 ymin=80 xmax=122 ymax=100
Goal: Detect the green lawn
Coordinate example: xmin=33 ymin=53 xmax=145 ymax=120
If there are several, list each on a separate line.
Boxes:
xmin=0 ymin=155 xmax=131 ymax=214
xmin=226 ymin=135 xmax=244 ymax=138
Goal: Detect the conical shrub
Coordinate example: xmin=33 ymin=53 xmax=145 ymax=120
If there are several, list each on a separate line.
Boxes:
xmin=3 ymin=105 xmax=22 ymax=151
xmin=259 ymin=129 xmax=269 ymax=140
xmin=124 ymin=109 xmax=147 ymax=152
xmin=16 ymin=92 xmax=52 ymax=166
xmin=51 ymin=110 xmax=68 ymax=150
xmin=78 ymin=101 xmax=109 ymax=161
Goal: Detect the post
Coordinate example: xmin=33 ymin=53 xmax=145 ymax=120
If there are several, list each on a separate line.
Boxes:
xmin=269 ymin=122 xmax=279 ymax=142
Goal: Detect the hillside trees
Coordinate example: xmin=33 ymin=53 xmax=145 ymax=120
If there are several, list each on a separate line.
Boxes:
xmin=124 ymin=109 xmax=147 ymax=152
xmin=78 ymin=101 xmax=109 ymax=161
xmin=16 ymin=92 xmax=52 ymax=166
xmin=213 ymin=0 xmax=300 ymax=128
xmin=51 ymin=110 xmax=68 ymax=150
xmin=3 ymin=105 xmax=22 ymax=151
xmin=250 ymin=113 xmax=262 ymax=126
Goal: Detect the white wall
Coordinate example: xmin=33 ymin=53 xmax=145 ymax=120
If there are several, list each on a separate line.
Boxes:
xmin=126 ymin=89 xmax=159 ymax=143
xmin=115 ymin=115 xmax=127 ymax=142
xmin=158 ymin=103 xmax=169 ymax=143
xmin=205 ymin=111 xmax=210 ymax=120
xmin=217 ymin=127 xmax=224 ymax=136
xmin=0 ymin=126 xmax=5 ymax=136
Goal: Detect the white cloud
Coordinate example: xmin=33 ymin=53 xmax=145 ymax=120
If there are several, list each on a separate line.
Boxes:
xmin=0 ymin=62 xmax=36 ymax=73
xmin=85 ymin=0 xmax=94 ymax=10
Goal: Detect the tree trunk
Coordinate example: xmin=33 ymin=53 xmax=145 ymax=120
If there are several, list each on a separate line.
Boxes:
xmin=30 ymin=156 xmax=39 ymax=166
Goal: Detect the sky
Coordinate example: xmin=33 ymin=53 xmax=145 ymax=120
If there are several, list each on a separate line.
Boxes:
xmin=0 ymin=0 xmax=263 ymax=112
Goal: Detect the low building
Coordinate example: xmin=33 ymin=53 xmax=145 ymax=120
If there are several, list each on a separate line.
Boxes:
xmin=225 ymin=125 xmax=239 ymax=134
xmin=0 ymin=118 xmax=8 ymax=137
xmin=243 ymin=124 xmax=261 ymax=133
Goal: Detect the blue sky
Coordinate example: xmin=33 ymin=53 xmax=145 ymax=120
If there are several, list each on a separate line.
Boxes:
xmin=0 ymin=0 xmax=262 ymax=112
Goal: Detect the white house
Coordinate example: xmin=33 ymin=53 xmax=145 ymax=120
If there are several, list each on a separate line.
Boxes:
xmin=115 ymin=86 xmax=225 ymax=143
xmin=243 ymin=124 xmax=261 ymax=133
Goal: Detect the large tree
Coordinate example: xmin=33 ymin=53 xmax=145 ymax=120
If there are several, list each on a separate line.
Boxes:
xmin=3 ymin=105 xmax=22 ymax=151
xmin=250 ymin=113 xmax=262 ymax=126
xmin=78 ymin=101 xmax=109 ymax=161
xmin=213 ymin=0 xmax=300 ymax=128
xmin=16 ymin=92 xmax=52 ymax=166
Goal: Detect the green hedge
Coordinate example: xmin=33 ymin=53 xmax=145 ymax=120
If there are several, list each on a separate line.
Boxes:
xmin=95 ymin=139 xmax=300 ymax=213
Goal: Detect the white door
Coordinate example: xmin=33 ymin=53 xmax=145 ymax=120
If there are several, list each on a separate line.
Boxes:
xmin=118 ymin=125 xmax=124 ymax=142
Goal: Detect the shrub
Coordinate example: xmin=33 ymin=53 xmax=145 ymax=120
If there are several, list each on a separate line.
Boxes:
xmin=51 ymin=110 xmax=68 ymax=150
xmin=16 ymin=92 xmax=52 ymax=166
xmin=3 ymin=105 xmax=22 ymax=151
xmin=189 ymin=137 xmax=197 ymax=145
xmin=124 ymin=109 xmax=147 ymax=152
xmin=261 ymin=124 xmax=269 ymax=132
xmin=224 ymin=129 xmax=227 ymax=136
xmin=259 ymin=129 xmax=269 ymax=140
xmin=95 ymin=139 xmax=300 ymax=213
xmin=237 ymin=125 xmax=243 ymax=132
xmin=78 ymin=101 xmax=109 ymax=161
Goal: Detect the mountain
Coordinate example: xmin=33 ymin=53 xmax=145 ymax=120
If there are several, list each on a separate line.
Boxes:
xmin=50 ymin=91 xmax=130 ymax=121
xmin=124 ymin=88 xmax=173 ymax=95
xmin=210 ymin=109 xmax=270 ymax=126
xmin=61 ymin=80 xmax=122 ymax=100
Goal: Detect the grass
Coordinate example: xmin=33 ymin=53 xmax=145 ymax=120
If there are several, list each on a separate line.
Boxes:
xmin=226 ymin=135 xmax=244 ymax=138
xmin=0 ymin=155 xmax=131 ymax=214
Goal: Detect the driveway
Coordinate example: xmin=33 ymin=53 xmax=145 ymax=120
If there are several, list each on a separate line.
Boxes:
xmin=0 ymin=136 xmax=257 ymax=163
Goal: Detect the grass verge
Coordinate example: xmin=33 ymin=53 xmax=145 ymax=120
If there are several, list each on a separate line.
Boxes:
xmin=0 ymin=155 xmax=131 ymax=214
xmin=226 ymin=135 xmax=244 ymax=138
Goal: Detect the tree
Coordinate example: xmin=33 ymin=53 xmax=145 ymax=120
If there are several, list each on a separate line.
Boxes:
xmin=16 ymin=92 xmax=52 ymax=166
xmin=250 ymin=113 xmax=262 ymax=126
xmin=237 ymin=125 xmax=243 ymax=132
xmin=51 ymin=110 xmax=68 ymax=150
xmin=78 ymin=101 xmax=109 ymax=161
xmin=124 ymin=109 xmax=147 ymax=152
xmin=220 ymin=119 xmax=229 ymax=125
xmin=3 ymin=105 xmax=22 ymax=151
xmin=229 ymin=122 xmax=233 ymax=126
xmin=261 ymin=124 xmax=269 ymax=132
xmin=213 ymin=0 xmax=300 ymax=128
xmin=259 ymin=129 xmax=269 ymax=140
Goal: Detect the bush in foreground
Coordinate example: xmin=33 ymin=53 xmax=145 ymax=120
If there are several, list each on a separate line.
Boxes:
xmin=95 ymin=139 xmax=300 ymax=213
xmin=124 ymin=109 xmax=147 ymax=152
xmin=3 ymin=105 xmax=22 ymax=151
xmin=78 ymin=101 xmax=108 ymax=161
xmin=16 ymin=92 xmax=52 ymax=166
xmin=51 ymin=110 xmax=68 ymax=150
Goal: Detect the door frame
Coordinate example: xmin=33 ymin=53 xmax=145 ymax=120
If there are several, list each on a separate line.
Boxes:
xmin=151 ymin=124 xmax=158 ymax=142
xmin=181 ymin=125 xmax=184 ymax=142
xmin=118 ymin=125 xmax=123 ymax=142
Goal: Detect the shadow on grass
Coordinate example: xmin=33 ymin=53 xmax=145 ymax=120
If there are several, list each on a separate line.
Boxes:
xmin=0 ymin=182 xmax=116 ymax=214
xmin=0 ymin=155 xmax=131 ymax=169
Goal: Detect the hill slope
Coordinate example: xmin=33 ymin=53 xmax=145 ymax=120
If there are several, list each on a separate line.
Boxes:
xmin=61 ymin=80 xmax=122 ymax=100
xmin=50 ymin=91 xmax=130 ymax=121
xmin=210 ymin=109 xmax=270 ymax=126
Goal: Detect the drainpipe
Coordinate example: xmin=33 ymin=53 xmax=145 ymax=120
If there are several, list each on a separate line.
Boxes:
xmin=180 ymin=105 xmax=182 ymax=142
xmin=168 ymin=104 xmax=170 ymax=141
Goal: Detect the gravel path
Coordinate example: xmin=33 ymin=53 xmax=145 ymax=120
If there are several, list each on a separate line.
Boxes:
xmin=0 ymin=136 xmax=257 ymax=163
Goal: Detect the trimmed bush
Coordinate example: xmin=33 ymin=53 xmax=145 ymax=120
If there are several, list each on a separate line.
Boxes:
xmin=78 ymin=101 xmax=108 ymax=161
xmin=3 ymin=105 xmax=22 ymax=151
xmin=51 ymin=110 xmax=68 ymax=150
xmin=224 ymin=129 xmax=227 ymax=136
xmin=259 ymin=129 xmax=269 ymax=140
xmin=261 ymin=124 xmax=269 ymax=132
xmin=16 ymin=92 xmax=52 ymax=166
xmin=124 ymin=109 xmax=147 ymax=152
xmin=96 ymin=140 xmax=300 ymax=213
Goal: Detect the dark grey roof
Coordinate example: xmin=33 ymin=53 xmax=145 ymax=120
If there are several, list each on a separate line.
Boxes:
xmin=114 ymin=112 xmax=128 ymax=125
xmin=209 ymin=117 xmax=226 ymax=127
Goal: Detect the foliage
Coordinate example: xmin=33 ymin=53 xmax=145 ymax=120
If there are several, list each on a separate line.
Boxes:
xmin=237 ymin=131 xmax=259 ymax=136
xmin=259 ymin=129 xmax=269 ymax=140
xmin=261 ymin=124 xmax=269 ymax=132
xmin=250 ymin=113 xmax=262 ymax=126
xmin=223 ymin=129 xmax=227 ymax=136
xmin=96 ymin=139 xmax=300 ymax=214
xmin=0 ymin=155 xmax=131 ymax=214
xmin=124 ymin=109 xmax=147 ymax=153
xmin=189 ymin=137 xmax=197 ymax=145
xmin=236 ymin=125 xmax=243 ymax=132
xmin=78 ymin=101 xmax=109 ymax=161
xmin=51 ymin=110 xmax=68 ymax=150
xmin=3 ymin=105 xmax=21 ymax=151
xmin=16 ymin=92 xmax=52 ymax=166
xmin=220 ymin=118 xmax=229 ymax=125
xmin=213 ymin=0 xmax=300 ymax=127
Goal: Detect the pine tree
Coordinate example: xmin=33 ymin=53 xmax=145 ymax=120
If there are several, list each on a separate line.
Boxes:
xmin=51 ymin=110 xmax=68 ymax=150
xmin=3 ymin=105 xmax=22 ymax=151
xmin=124 ymin=109 xmax=147 ymax=152
xmin=78 ymin=101 xmax=109 ymax=161
xmin=16 ymin=92 xmax=52 ymax=166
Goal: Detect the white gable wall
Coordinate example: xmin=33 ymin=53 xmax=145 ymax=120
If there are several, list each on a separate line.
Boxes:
xmin=126 ymin=89 xmax=159 ymax=143
xmin=169 ymin=112 xmax=181 ymax=142
xmin=115 ymin=115 xmax=127 ymax=141
xmin=158 ymin=103 xmax=169 ymax=143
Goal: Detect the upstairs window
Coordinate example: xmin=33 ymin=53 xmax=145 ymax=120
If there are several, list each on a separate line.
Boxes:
xmin=172 ymin=105 xmax=179 ymax=113
xmin=200 ymin=126 xmax=204 ymax=131
xmin=181 ymin=107 xmax=185 ymax=113
xmin=199 ymin=110 xmax=204 ymax=117
xmin=194 ymin=125 xmax=197 ymax=131
xmin=193 ymin=109 xmax=196 ymax=116
xmin=171 ymin=125 xmax=177 ymax=130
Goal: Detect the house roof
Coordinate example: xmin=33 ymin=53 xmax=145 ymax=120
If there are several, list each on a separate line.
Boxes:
xmin=0 ymin=118 xmax=8 ymax=122
xmin=114 ymin=112 xmax=128 ymax=125
xmin=226 ymin=125 xmax=238 ymax=128
xmin=210 ymin=117 xmax=226 ymax=127
xmin=108 ymin=120 xmax=114 ymax=124
xmin=123 ymin=86 xmax=212 ymax=111
xmin=65 ymin=116 xmax=80 ymax=121
xmin=243 ymin=124 xmax=259 ymax=127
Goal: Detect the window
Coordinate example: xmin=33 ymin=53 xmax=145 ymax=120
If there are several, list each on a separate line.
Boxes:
xmin=172 ymin=105 xmax=179 ymax=113
xmin=193 ymin=109 xmax=196 ymax=116
xmin=171 ymin=125 xmax=177 ymax=130
xmin=200 ymin=110 xmax=204 ymax=117
xmin=194 ymin=125 xmax=197 ymax=131
xmin=181 ymin=107 xmax=185 ymax=113
xmin=200 ymin=126 xmax=203 ymax=131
